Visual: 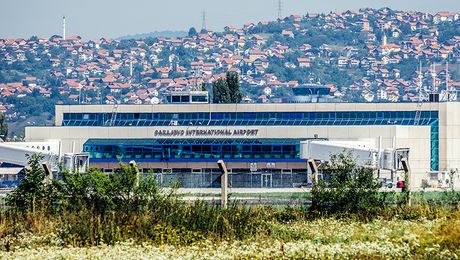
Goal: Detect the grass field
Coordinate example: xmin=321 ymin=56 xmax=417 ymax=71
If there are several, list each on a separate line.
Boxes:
xmin=1 ymin=162 xmax=458 ymax=259
xmin=1 ymin=214 xmax=458 ymax=259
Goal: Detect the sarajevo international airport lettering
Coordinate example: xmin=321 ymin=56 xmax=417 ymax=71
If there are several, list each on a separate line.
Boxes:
xmin=154 ymin=129 xmax=259 ymax=137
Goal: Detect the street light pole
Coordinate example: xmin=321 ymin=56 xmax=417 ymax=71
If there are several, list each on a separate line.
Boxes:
xmin=308 ymin=159 xmax=319 ymax=209
xmin=217 ymin=160 xmax=228 ymax=209
xmin=401 ymin=158 xmax=411 ymax=207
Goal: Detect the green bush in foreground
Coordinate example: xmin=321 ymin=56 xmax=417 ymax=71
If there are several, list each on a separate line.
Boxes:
xmin=6 ymin=154 xmax=50 ymax=213
xmin=0 ymin=152 xmax=459 ymax=255
xmin=311 ymin=152 xmax=389 ymax=218
xmin=3 ymin=156 xmax=264 ymax=247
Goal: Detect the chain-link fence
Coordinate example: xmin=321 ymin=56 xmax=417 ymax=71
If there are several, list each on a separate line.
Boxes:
xmin=145 ymin=171 xmax=309 ymax=188
xmin=1 ymin=169 xmax=310 ymax=189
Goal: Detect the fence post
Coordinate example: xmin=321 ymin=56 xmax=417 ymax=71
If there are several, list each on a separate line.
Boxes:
xmin=217 ymin=160 xmax=228 ymax=210
xmin=308 ymin=159 xmax=319 ymax=209
xmin=42 ymin=162 xmax=53 ymax=184
xmin=401 ymin=158 xmax=411 ymax=207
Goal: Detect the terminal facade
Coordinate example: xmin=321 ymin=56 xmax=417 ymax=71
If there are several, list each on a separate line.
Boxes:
xmin=25 ymin=102 xmax=460 ymax=187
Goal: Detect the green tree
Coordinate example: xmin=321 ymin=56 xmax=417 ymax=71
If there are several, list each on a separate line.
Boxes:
xmin=226 ymin=72 xmax=242 ymax=103
xmin=0 ymin=113 xmax=7 ymax=140
xmin=6 ymin=154 xmax=50 ymax=212
xmin=311 ymin=151 xmax=386 ymax=218
xmin=212 ymin=78 xmax=231 ymax=103
xmin=188 ymin=27 xmax=198 ymax=37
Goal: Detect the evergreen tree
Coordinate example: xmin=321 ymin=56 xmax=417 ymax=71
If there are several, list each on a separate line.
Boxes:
xmin=188 ymin=27 xmax=198 ymax=37
xmin=0 ymin=113 xmax=8 ymax=140
xmin=226 ymin=72 xmax=242 ymax=103
xmin=212 ymin=78 xmax=231 ymax=103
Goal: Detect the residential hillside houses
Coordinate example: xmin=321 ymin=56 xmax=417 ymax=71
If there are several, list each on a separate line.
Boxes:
xmin=0 ymin=8 xmax=460 ymax=121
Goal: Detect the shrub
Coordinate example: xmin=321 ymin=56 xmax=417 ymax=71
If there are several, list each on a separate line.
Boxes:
xmin=434 ymin=208 xmax=460 ymax=250
xmin=311 ymin=151 xmax=387 ymax=218
xmin=6 ymin=154 xmax=51 ymax=213
xmin=3 ymin=155 xmax=265 ymax=246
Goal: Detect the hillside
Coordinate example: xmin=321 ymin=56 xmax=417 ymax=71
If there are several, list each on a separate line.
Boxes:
xmin=0 ymin=7 xmax=460 ymax=136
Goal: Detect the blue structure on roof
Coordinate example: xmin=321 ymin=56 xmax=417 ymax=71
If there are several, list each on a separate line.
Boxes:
xmin=292 ymin=85 xmax=331 ymax=96
xmin=291 ymin=84 xmax=335 ymax=103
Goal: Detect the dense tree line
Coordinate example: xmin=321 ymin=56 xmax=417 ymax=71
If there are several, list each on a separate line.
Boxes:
xmin=438 ymin=21 xmax=460 ymax=43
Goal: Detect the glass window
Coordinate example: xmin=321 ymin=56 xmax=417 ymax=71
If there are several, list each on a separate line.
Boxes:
xmin=65 ymin=110 xmax=438 ymax=128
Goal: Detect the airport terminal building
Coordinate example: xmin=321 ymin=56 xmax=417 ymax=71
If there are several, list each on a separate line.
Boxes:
xmin=25 ymin=102 xmax=460 ymax=187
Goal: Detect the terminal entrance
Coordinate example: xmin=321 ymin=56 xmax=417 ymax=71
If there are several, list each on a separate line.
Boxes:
xmin=261 ymin=174 xmax=272 ymax=188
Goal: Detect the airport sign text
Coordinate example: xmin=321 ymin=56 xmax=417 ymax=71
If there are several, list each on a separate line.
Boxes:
xmin=154 ymin=129 xmax=259 ymax=137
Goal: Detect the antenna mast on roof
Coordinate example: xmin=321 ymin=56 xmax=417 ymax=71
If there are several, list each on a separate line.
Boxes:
xmin=445 ymin=55 xmax=458 ymax=101
xmin=446 ymin=58 xmax=449 ymax=91
xmin=201 ymin=10 xmax=207 ymax=31
xmin=415 ymin=59 xmax=426 ymax=125
xmin=432 ymin=62 xmax=436 ymax=92
xmin=62 ymin=16 xmax=66 ymax=40
xmin=419 ymin=59 xmax=426 ymax=93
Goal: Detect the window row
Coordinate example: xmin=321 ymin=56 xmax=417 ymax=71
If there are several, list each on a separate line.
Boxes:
xmin=83 ymin=144 xmax=301 ymax=160
xmin=63 ymin=111 xmax=438 ymax=126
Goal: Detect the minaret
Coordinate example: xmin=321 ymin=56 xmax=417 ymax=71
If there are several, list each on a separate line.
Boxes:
xmin=129 ymin=60 xmax=133 ymax=77
xmin=382 ymin=33 xmax=387 ymax=46
xmin=62 ymin=16 xmax=66 ymax=40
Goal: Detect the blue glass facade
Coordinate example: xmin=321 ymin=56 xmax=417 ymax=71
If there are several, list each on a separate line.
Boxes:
xmin=83 ymin=139 xmax=304 ymax=162
xmin=430 ymin=119 xmax=439 ymax=171
xmin=72 ymin=110 xmax=439 ymax=170
xmin=63 ymin=111 xmax=437 ymax=127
